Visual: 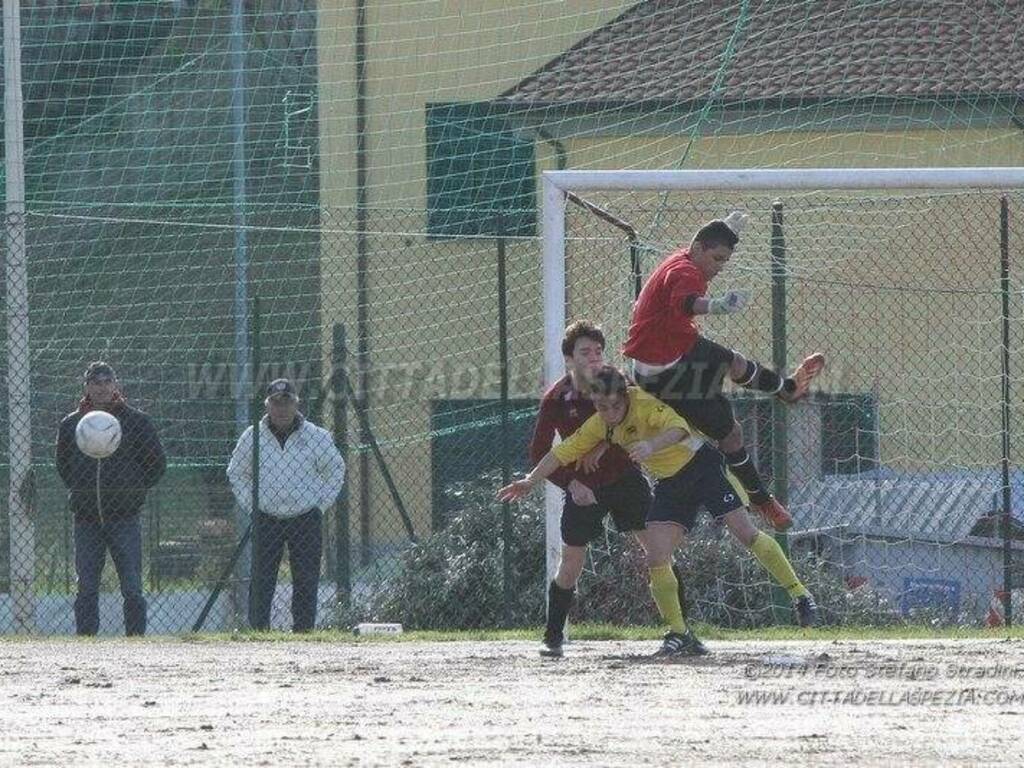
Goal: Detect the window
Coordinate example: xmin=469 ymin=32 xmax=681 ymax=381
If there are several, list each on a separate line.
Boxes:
xmin=426 ymin=103 xmax=536 ymax=238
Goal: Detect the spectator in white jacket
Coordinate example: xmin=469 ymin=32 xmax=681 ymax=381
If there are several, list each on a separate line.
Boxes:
xmin=227 ymin=378 xmax=346 ymax=632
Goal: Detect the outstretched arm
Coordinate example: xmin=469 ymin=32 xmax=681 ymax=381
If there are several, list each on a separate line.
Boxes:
xmin=501 ymin=412 xmax=605 ymax=500
xmin=496 ymin=451 xmax=565 ymax=503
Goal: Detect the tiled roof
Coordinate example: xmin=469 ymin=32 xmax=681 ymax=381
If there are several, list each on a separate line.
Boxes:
xmin=501 ymin=0 xmax=1024 ymax=105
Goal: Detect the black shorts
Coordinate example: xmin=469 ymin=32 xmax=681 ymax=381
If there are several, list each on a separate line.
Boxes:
xmin=647 ymin=445 xmax=746 ymax=531
xmin=561 ymin=469 xmax=651 ymax=547
xmin=634 ymin=336 xmax=736 ymax=440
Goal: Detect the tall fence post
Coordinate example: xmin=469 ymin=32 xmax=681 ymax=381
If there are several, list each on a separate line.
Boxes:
xmin=355 ymin=0 xmax=372 ymax=569
xmin=4 ymin=0 xmax=35 ymax=634
xmin=198 ymin=296 xmax=262 ymax=633
xmin=497 ymin=222 xmax=512 ymax=626
xmin=332 ymin=323 xmax=351 ymax=607
xmin=769 ymin=201 xmax=792 ymax=624
xmin=999 ymin=195 xmax=1013 ymax=627
xmin=247 ymin=297 xmax=262 ymax=627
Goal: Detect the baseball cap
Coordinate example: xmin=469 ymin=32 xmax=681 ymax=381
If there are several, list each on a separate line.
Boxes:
xmin=266 ymin=378 xmax=298 ymax=400
xmin=84 ymin=361 xmax=116 ymax=383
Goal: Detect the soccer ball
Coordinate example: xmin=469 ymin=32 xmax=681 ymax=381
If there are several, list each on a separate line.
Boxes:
xmin=75 ymin=410 xmax=122 ymax=459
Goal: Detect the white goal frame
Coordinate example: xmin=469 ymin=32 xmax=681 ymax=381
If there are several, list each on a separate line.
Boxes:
xmin=541 ymin=166 xmax=1024 ymax=587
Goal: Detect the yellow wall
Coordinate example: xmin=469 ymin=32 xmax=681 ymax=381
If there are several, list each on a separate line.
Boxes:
xmin=316 ymin=1 xmax=633 ymax=211
xmin=562 ymin=180 xmax=1024 ymax=477
xmin=316 ymin=2 xmax=631 ymax=542
xmin=315 ymin=2 xmax=1024 ymax=545
xmin=564 ymin=128 xmax=1024 ymax=171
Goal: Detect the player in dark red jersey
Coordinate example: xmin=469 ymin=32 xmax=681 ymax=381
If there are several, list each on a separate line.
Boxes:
xmin=529 ymin=320 xmax=663 ymax=657
xmin=623 ymin=212 xmax=824 ymax=531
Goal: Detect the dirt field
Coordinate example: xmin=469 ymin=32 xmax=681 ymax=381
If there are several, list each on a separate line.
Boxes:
xmin=1 ymin=636 xmax=1023 ymax=766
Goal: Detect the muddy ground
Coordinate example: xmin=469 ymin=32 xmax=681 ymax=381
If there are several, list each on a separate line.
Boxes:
xmin=1 ymin=637 xmax=1022 ymax=766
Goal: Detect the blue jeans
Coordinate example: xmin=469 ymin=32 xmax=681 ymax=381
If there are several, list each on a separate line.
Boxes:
xmin=74 ymin=515 xmax=147 ymax=636
xmin=249 ymin=509 xmax=323 ymax=632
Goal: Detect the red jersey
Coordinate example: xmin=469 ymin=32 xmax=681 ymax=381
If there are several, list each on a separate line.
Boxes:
xmin=528 ymin=375 xmax=634 ymax=490
xmin=622 ymin=247 xmax=707 ymax=365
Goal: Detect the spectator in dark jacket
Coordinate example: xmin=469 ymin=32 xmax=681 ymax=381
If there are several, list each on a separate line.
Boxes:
xmin=55 ymin=362 xmax=166 ymax=636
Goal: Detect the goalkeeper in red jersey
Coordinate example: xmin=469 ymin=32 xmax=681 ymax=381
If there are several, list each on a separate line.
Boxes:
xmin=623 ymin=212 xmax=825 ymax=532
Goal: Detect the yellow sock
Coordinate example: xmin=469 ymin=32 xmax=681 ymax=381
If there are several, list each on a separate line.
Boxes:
xmin=649 ymin=564 xmax=687 ymax=634
xmin=750 ymin=532 xmax=808 ymax=599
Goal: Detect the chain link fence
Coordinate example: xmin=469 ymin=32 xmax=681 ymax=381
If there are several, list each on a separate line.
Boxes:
xmin=4 ymin=0 xmax=1023 ymax=640
xmin=1 ymin=205 xmax=549 ymax=634
xmin=4 ymin=191 xmax=1024 ymax=634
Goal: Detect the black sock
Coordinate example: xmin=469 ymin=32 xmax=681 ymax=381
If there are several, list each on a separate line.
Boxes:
xmin=734 ymin=360 xmax=795 ymax=396
xmin=723 ymin=448 xmax=770 ymax=505
xmin=546 ymin=581 xmax=575 ymax=639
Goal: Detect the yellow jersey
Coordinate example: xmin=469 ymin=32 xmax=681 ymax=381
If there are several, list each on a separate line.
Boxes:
xmin=552 ymin=387 xmax=705 ymax=479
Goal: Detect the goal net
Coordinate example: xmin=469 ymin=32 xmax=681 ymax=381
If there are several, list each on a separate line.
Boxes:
xmin=544 ymin=168 xmax=1024 ymax=627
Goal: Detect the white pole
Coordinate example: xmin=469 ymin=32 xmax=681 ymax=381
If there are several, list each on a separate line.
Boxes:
xmin=545 ymin=167 xmax=1024 ymax=192
xmin=230 ymin=0 xmax=252 ymax=624
xmin=231 ymin=0 xmax=250 ymax=434
xmin=4 ymin=0 xmax=36 ymax=634
xmin=541 ymin=177 xmax=566 ymax=589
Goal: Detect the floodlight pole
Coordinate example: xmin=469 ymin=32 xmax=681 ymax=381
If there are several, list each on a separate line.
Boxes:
xmin=4 ymin=0 xmax=36 ymax=634
xmin=231 ymin=0 xmax=250 ymax=433
xmin=999 ymin=196 xmax=1013 ymax=627
xmin=229 ymin=0 xmax=253 ymax=623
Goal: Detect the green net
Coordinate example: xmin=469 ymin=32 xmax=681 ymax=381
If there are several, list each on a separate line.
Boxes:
xmin=2 ymin=1 xmax=1023 ymax=634
xmin=560 ymin=181 xmax=1024 ymax=627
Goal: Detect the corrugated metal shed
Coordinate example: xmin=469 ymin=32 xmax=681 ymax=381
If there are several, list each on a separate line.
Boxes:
xmin=790 ymin=469 xmax=1024 ymax=543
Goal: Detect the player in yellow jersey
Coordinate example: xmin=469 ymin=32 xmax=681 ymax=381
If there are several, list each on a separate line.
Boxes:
xmin=499 ymin=365 xmax=816 ymax=655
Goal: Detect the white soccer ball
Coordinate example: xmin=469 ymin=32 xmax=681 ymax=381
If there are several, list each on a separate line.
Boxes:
xmin=75 ymin=410 xmax=122 ymax=459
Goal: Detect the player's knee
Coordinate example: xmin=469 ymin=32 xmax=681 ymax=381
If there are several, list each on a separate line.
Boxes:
xmin=724 ymin=509 xmax=758 ymax=547
xmin=633 ymin=528 xmax=653 ymax=554
xmin=556 ymin=545 xmax=586 ymax=586
xmin=728 ymin=351 xmax=748 ymax=380
xmin=643 ymin=524 xmax=682 ymax=566
xmin=643 ymin=539 xmax=673 ymax=566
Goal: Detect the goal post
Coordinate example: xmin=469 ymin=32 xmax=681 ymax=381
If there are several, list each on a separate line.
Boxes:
xmin=542 ymin=167 xmax=1024 ymax=623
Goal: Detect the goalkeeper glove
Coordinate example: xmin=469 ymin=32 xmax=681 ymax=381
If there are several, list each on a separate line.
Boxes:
xmin=723 ymin=210 xmax=749 ymax=236
xmin=707 ymin=289 xmax=749 ymax=315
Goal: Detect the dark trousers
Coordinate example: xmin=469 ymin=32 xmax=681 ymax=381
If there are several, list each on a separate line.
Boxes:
xmin=249 ymin=509 xmax=323 ymax=632
xmin=74 ymin=515 xmax=146 ymax=636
